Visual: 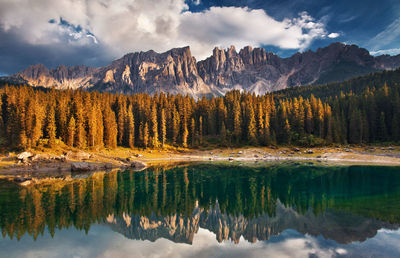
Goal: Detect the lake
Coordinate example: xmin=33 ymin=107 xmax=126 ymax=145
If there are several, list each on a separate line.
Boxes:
xmin=1 ymin=162 xmax=400 ymax=257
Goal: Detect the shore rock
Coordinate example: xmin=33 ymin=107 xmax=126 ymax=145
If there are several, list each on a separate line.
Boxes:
xmin=66 ymin=151 xmax=91 ymax=160
xmin=71 ymin=162 xmax=93 ymax=172
xmin=130 ymin=161 xmax=147 ymax=170
xmin=16 ymin=152 xmax=33 ymax=161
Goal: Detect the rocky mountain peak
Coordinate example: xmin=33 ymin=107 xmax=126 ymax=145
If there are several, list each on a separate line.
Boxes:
xmin=3 ymin=42 xmax=400 ymax=97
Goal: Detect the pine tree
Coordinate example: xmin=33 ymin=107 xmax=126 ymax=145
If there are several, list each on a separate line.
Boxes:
xmin=74 ymin=101 xmax=86 ymax=148
xmin=160 ymin=109 xmax=166 ymax=148
xmin=46 ymin=106 xmax=56 ymax=147
xmin=143 ymin=122 xmax=149 ymax=148
xmin=263 ymin=113 xmax=271 ymax=146
xmin=150 ymin=104 xmax=159 ymax=148
xmin=190 ymin=117 xmax=196 ymax=146
xmin=103 ymin=105 xmax=117 ymax=148
xmin=172 ymin=108 xmax=179 ymax=145
xmin=349 ymin=109 xmax=362 ymax=144
xmin=67 ymin=116 xmax=76 ymax=147
xmin=233 ymin=101 xmax=242 ymax=143
xmin=87 ymin=104 xmax=97 ymax=147
xmin=220 ymin=122 xmax=227 ymax=145
xmin=283 ymin=119 xmax=291 ymax=144
xmin=247 ymin=104 xmax=257 ymax=145
xmin=378 ymin=112 xmax=388 ymax=141
xmin=198 ymin=116 xmax=203 ymax=145
xmin=126 ymin=107 xmax=135 ymax=149
xmin=117 ymin=100 xmax=126 ymax=146
xmin=182 ymin=121 xmax=188 ymax=148
xmin=305 ymin=101 xmax=313 ymax=134
xmin=256 ymin=102 xmax=264 ymax=142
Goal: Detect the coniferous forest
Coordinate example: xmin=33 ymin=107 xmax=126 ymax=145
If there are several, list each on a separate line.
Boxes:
xmin=1 ymin=69 xmax=400 ymax=150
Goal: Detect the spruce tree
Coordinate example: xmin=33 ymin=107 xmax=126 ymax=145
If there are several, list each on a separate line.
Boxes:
xmin=247 ymin=104 xmax=257 ymax=145
xmin=160 ymin=109 xmax=166 ymax=148
xmin=67 ymin=116 xmax=76 ymax=147
xmin=182 ymin=121 xmax=188 ymax=148
xmin=126 ymin=108 xmax=135 ymax=149
xmin=233 ymin=101 xmax=242 ymax=143
xmin=150 ymin=104 xmax=159 ymax=148
xmin=143 ymin=122 xmax=149 ymax=148
xmin=46 ymin=106 xmax=57 ymax=147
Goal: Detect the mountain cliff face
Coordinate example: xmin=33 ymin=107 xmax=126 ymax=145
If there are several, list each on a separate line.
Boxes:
xmin=104 ymin=202 xmax=398 ymax=245
xmin=4 ymin=43 xmax=400 ymax=97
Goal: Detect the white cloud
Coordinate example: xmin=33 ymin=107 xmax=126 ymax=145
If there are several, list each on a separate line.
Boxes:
xmin=328 ymin=32 xmax=340 ymax=38
xmin=370 ymin=48 xmax=400 ymax=56
xmin=368 ymin=18 xmax=400 ymax=49
xmin=179 ymin=8 xmax=329 ymax=58
xmin=0 ymin=0 xmax=334 ymax=63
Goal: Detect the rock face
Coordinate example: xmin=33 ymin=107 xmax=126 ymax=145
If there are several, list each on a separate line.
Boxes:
xmin=4 ymin=43 xmax=400 ymax=97
xmin=15 ymin=64 xmax=96 ymax=90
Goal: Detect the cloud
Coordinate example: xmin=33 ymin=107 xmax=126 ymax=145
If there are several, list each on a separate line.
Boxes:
xmin=368 ymin=18 xmax=400 ymax=49
xmin=179 ymin=8 xmax=329 ymax=58
xmin=370 ymin=48 xmax=400 ymax=56
xmin=328 ymin=32 xmax=340 ymax=38
xmin=0 ymin=0 xmax=335 ymax=73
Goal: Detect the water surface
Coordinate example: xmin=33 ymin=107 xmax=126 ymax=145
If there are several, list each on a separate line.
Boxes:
xmin=1 ymin=162 xmax=400 ymax=257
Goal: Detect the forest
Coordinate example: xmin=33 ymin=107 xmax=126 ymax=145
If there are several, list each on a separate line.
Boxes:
xmin=0 ymin=68 xmax=400 ymax=150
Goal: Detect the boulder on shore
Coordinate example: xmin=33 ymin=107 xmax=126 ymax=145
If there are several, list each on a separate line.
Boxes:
xmin=130 ymin=161 xmax=147 ymax=170
xmin=66 ymin=151 xmax=91 ymax=160
xmin=71 ymin=162 xmax=93 ymax=172
xmin=16 ymin=152 xmax=33 ymax=161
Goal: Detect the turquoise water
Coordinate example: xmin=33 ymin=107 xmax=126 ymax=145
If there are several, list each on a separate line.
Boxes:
xmin=1 ymin=162 xmax=400 ymax=257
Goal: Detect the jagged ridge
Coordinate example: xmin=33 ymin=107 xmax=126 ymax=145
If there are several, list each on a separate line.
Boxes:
xmin=3 ymin=43 xmax=400 ymax=97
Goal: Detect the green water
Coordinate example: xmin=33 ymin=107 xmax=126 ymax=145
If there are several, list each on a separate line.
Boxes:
xmin=1 ymin=162 xmax=400 ymax=257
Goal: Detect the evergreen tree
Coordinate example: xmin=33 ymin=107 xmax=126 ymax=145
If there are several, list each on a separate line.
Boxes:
xmin=126 ymin=107 xmax=135 ymax=149
xmin=233 ymin=101 xmax=242 ymax=143
xmin=172 ymin=108 xmax=179 ymax=145
xmin=150 ymin=104 xmax=159 ymax=148
xmin=46 ymin=106 xmax=56 ymax=147
xmin=143 ymin=122 xmax=149 ymax=148
xmin=378 ymin=112 xmax=388 ymax=141
xmin=182 ymin=122 xmax=188 ymax=148
xmin=247 ymin=104 xmax=257 ymax=145
xmin=67 ymin=116 xmax=76 ymax=147
xmin=103 ymin=105 xmax=117 ymax=148
xmin=160 ymin=109 xmax=166 ymax=148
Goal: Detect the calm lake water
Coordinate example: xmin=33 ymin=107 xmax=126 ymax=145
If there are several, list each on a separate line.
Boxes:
xmin=1 ymin=162 xmax=400 ymax=258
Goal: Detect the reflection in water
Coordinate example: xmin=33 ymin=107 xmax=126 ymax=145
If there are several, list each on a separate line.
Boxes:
xmin=1 ymin=162 xmax=400 ymax=246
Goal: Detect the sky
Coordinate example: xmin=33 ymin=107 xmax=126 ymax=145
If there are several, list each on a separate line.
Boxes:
xmin=0 ymin=0 xmax=399 ymax=75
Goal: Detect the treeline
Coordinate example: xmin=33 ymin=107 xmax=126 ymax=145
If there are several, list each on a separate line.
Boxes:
xmin=0 ymin=80 xmax=399 ymax=150
xmin=275 ymin=68 xmax=400 ymax=100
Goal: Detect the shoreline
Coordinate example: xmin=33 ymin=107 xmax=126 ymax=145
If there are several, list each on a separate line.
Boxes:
xmin=1 ymin=146 xmax=400 ymax=180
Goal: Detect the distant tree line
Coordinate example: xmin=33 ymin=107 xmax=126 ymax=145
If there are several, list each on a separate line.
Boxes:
xmin=0 ymin=79 xmax=399 ymax=150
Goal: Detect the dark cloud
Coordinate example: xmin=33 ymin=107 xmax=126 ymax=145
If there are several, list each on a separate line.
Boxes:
xmin=0 ymin=27 xmax=112 ymax=75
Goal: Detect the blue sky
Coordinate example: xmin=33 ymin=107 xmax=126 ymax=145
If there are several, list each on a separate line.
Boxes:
xmin=0 ymin=0 xmax=399 ymax=75
xmin=187 ymin=0 xmax=400 ymax=56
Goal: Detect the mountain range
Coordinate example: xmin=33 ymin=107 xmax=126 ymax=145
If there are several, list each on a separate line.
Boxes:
xmin=2 ymin=42 xmax=400 ymax=97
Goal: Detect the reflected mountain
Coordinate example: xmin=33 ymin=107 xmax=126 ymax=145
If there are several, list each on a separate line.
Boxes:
xmin=1 ymin=163 xmax=400 ymax=245
xmin=105 ymin=200 xmax=398 ymax=245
